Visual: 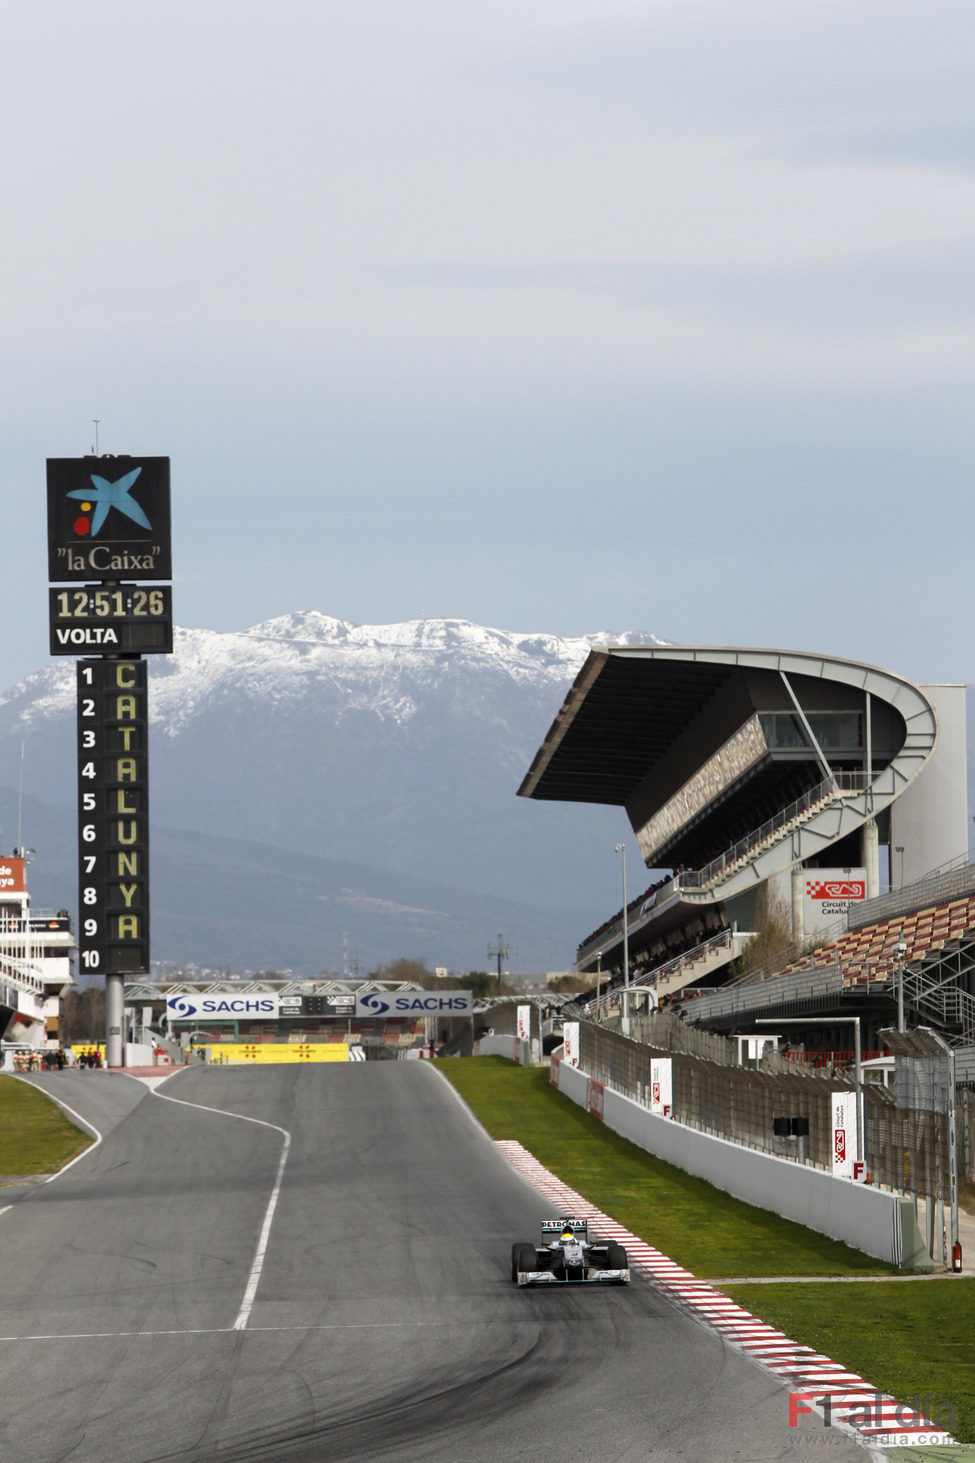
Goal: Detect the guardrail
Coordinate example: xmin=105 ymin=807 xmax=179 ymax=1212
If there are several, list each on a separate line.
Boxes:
xmin=677 ymin=961 xmax=844 ymax=1024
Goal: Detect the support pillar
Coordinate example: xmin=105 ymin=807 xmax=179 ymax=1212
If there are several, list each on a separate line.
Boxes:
xmin=791 ymin=866 xmax=805 ymax=945
xmin=926 ymin=1190 xmax=935 ymax=1262
xmin=106 ymin=972 xmax=125 ymax=1068
xmin=861 ymin=817 xmax=880 ymax=900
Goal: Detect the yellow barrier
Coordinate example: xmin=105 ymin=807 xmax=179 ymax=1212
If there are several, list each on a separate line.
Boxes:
xmin=200 ymin=1043 xmax=350 ymax=1064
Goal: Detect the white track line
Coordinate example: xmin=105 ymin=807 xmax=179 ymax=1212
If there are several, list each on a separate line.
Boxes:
xmin=233 ymin=1130 xmax=290 ymax=1329
xmin=6 ymin=1076 xmax=291 ymax=1331
xmin=0 ymin=1318 xmax=501 ymax=1344
xmin=149 ymin=1087 xmax=291 ymax=1331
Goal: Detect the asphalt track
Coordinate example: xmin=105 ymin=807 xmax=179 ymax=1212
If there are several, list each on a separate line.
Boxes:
xmin=0 ymin=1064 xmax=873 ymax=1462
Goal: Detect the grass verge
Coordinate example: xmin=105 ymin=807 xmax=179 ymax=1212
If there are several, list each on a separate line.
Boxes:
xmin=436 ymin=1056 xmax=975 ymax=1442
xmin=0 ymin=1074 xmax=93 ymax=1178
xmin=436 ymin=1058 xmax=893 ymax=1277
xmin=721 ymin=1280 xmax=975 ymax=1443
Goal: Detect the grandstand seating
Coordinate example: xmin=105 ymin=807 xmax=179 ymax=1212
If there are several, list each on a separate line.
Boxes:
xmin=782 ymin=893 xmax=975 ymax=987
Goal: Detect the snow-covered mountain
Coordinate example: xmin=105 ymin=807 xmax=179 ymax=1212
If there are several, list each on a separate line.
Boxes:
xmin=0 ymin=614 xmax=665 ymax=974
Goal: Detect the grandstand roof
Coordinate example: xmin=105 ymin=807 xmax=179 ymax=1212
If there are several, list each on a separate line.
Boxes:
xmin=518 ymin=645 xmax=933 ymax=808
xmin=520 ymin=644 xmax=941 ymax=901
xmin=519 ymin=651 xmax=737 ymax=804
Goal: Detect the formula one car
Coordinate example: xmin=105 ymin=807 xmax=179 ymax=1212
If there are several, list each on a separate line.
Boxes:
xmin=510 ymin=1217 xmax=630 ymax=1286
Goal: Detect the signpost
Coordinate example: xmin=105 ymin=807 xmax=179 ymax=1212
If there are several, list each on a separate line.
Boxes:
xmin=47 ymin=454 xmax=173 ymax=1067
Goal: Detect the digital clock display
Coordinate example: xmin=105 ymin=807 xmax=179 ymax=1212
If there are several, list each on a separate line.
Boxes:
xmin=49 ymin=584 xmax=173 ymax=655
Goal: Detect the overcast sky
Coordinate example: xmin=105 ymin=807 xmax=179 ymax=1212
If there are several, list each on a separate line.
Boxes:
xmin=4 ymin=0 xmax=974 ymax=698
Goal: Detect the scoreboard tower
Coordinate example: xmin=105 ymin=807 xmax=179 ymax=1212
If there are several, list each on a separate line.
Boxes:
xmin=47 ymin=455 xmax=173 ymax=1067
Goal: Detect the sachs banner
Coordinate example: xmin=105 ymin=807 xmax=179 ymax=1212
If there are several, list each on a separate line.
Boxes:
xmin=166 ymin=993 xmax=282 ymax=1022
xmin=355 ymin=990 xmax=473 ymax=1018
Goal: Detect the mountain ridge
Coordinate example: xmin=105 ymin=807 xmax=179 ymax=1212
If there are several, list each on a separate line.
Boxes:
xmin=0 ymin=613 xmax=665 ymax=974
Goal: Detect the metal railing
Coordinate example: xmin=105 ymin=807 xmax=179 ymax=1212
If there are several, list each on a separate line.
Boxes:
xmin=903 ymin=967 xmax=975 ymax=1048
xmin=583 ymin=929 xmax=741 ymax=1020
xmin=0 ymin=957 xmax=45 ymax=996
xmin=580 ymin=790 xmax=968 ymax=975
xmin=848 ymin=860 xmax=975 ymax=933
xmin=679 ymin=772 xmax=873 ymax=892
xmin=679 ymin=781 xmax=833 ymax=890
xmin=678 ymin=961 xmax=844 ymax=1024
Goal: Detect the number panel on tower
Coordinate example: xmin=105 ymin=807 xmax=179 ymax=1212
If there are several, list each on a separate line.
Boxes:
xmin=76 ymin=659 xmax=150 ymax=976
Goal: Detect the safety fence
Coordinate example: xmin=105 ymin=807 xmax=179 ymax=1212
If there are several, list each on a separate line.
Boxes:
xmin=473 ymin=999 xmax=975 ymax=1192
xmin=574 ymin=1020 xmax=960 ymax=1195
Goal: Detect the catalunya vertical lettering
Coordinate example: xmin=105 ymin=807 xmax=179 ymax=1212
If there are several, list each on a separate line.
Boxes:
xmin=77 ymin=658 xmax=150 ymax=974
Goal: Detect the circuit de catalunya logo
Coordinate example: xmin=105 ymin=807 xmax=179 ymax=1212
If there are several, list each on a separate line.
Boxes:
xmin=806 ymin=880 xmax=865 ymax=900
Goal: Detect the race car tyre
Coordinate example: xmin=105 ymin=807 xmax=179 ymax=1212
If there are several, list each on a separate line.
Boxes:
xmin=606 ymin=1242 xmax=628 ymax=1271
xmin=511 ymin=1243 xmax=536 ymax=1282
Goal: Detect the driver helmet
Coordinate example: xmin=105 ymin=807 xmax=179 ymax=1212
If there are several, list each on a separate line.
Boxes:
xmin=561 ymin=1225 xmax=574 ymax=1241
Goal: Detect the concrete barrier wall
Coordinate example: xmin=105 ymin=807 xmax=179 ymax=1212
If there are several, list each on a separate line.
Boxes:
xmin=554 ymin=1059 xmax=931 ymax=1270
xmin=473 ymin=1034 xmax=537 ymax=1066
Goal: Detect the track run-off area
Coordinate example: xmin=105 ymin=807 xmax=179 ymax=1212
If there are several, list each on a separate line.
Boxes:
xmin=1 ymin=1063 xmax=895 ymax=1462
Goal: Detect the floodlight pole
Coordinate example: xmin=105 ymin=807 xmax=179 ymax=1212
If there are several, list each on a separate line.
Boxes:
xmin=487 ymin=935 xmax=509 ymax=993
xmin=615 ymin=844 xmax=630 ymax=1035
xmin=894 ymin=939 xmax=907 ymax=1033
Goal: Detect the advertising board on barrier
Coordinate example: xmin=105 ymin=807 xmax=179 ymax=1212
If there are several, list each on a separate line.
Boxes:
xmin=649 ymin=1057 xmax=673 ymax=1116
xmin=166 ymin=994 xmax=281 ymax=1022
xmin=831 ymin=1091 xmax=856 ymax=1178
xmin=563 ymin=1021 xmax=580 ymax=1067
xmin=354 ymin=990 xmax=473 ymax=1018
xmin=516 ymin=1004 xmax=531 ymax=1041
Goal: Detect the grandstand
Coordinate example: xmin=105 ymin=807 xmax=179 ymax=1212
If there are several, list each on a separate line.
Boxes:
xmin=519 ymin=646 xmax=970 ymax=1069
xmin=672 ymin=860 xmax=975 ymax=1080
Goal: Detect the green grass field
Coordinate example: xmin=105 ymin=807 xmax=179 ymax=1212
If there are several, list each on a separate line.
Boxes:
xmin=721 ymin=1279 xmax=975 ymax=1444
xmin=436 ymin=1056 xmax=975 ymax=1443
xmin=0 ymin=1074 xmax=92 ymax=1177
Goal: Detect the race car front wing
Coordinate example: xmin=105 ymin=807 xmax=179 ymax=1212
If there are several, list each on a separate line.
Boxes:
xmin=516 ymin=1266 xmax=630 ymax=1287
